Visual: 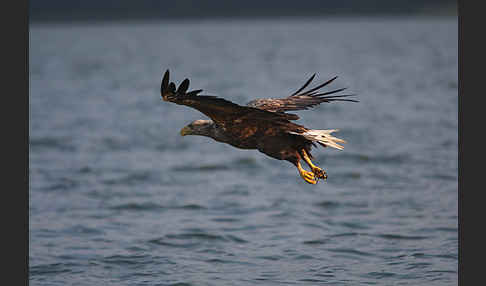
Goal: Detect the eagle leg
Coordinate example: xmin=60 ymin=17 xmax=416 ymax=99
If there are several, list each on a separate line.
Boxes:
xmin=301 ymin=149 xmax=328 ymax=180
xmin=297 ymin=160 xmax=318 ymax=184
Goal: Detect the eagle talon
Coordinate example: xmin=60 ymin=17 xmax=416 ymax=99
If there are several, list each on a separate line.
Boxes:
xmin=303 ymin=173 xmax=318 ymax=184
xmin=299 ymin=167 xmax=318 ymax=184
xmin=312 ymin=167 xmax=327 ymax=180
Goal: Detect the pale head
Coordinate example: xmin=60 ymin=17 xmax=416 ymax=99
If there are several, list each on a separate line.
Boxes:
xmin=180 ymin=119 xmax=213 ymax=136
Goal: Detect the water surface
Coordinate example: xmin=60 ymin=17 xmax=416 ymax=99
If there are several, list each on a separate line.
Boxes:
xmin=29 ymin=17 xmax=458 ymax=285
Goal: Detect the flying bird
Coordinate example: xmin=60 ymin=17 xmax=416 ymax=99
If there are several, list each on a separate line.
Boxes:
xmin=160 ymin=70 xmax=357 ymax=184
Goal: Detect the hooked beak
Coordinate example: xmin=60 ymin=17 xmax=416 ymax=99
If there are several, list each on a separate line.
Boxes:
xmin=180 ymin=126 xmax=191 ymax=136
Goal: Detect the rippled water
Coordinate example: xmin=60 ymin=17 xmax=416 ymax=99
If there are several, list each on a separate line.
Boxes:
xmin=29 ymin=17 xmax=458 ymax=285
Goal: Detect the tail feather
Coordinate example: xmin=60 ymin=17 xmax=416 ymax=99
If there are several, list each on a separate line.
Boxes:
xmin=290 ymin=129 xmax=346 ymax=150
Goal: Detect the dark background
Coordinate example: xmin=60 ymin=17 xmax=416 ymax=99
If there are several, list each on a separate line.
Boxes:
xmin=29 ymin=0 xmax=457 ymax=22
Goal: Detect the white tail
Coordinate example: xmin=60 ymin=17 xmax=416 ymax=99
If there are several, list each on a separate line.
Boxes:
xmin=290 ymin=129 xmax=346 ymax=150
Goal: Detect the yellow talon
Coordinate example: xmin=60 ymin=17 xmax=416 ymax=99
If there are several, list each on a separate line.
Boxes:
xmin=303 ymin=171 xmax=318 ymax=184
xmin=297 ymin=161 xmax=318 ymax=184
xmin=312 ymin=167 xmax=328 ymax=180
xmin=301 ymin=149 xmax=327 ymax=180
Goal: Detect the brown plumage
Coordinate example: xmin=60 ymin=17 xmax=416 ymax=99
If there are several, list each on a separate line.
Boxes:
xmin=160 ymin=69 xmax=357 ymax=184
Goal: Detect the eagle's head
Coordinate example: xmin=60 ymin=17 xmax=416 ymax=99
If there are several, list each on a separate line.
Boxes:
xmin=180 ymin=119 xmax=213 ymax=136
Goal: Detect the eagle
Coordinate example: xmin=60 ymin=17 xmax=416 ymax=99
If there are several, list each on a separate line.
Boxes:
xmin=160 ymin=70 xmax=357 ymax=184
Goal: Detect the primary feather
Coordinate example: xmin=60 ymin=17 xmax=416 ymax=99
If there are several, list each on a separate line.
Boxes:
xmin=246 ymin=73 xmax=358 ymax=114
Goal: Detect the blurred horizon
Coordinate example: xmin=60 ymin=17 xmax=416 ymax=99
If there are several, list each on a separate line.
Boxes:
xmin=29 ymin=0 xmax=456 ymax=23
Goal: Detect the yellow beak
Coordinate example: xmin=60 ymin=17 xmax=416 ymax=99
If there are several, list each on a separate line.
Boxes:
xmin=180 ymin=126 xmax=191 ymax=136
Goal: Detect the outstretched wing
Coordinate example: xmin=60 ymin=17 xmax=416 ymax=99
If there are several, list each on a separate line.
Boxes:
xmin=160 ymin=70 xmax=297 ymax=128
xmin=246 ymin=74 xmax=358 ymax=113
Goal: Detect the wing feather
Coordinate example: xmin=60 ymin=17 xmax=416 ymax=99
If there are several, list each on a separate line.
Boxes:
xmin=247 ymin=73 xmax=358 ymax=113
xmin=290 ymin=73 xmax=315 ymax=96
xmin=160 ymin=70 xmax=296 ymax=127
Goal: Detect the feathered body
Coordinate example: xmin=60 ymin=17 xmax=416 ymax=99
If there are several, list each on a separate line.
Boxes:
xmin=160 ymin=70 xmax=357 ymax=184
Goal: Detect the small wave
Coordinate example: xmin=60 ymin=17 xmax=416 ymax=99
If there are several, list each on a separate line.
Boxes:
xmin=42 ymin=177 xmax=79 ymax=192
xmin=329 ymin=232 xmax=361 ymax=238
xmin=30 ymin=136 xmax=76 ymax=152
xmin=203 ymin=258 xmax=240 ymax=264
xmin=110 ymin=202 xmax=164 ymax=211
xmin=172 ymin=204 xmax=207 ymax=210
xmin=63 ymin=224 xmax=104 ymax=235
xmin=376 ymin=234 xmax=430 ymax=240
xmin=165 ymin=233 xmax=228 ymax=241
xmin=172 ymin=164 xmax=230 ymax=172
xmin=298 ymin=278 xmax=327 ymax=283
xmin=409 ymin=252 xmax=457 ymax=260
xmin=110 ymin=202 xmax=207 ymax=212
xmin=268 ymin=211 xmax=293 ymax=218
xmin=314 ymin=201 xmax=341 ymax=209
xmin=211 ymin=217 xmax=241 ymax=223
xmin=30 ymin=262 xmax=76 ymax=276
xmin=338 ymin=221 xmax=370 ymax=230
xmin=303 ymin=239 xmax=329 ymax=245
xmin=148 ymin=238 xmax=199 ymax=248
xmin=327 ymin=248 xmax=376 ymax=258
xmin=433 ymin=253 xmax=458 ymax=260
xmin=102 ymin=254 xmax=152 ymax=266
xmin=433 ymin=227 xmax=457 ymax=233
xmin=256 ymin=255 xmax=284 ymax=261
xmin=314 ymin=200 xmax=368 ymax=210
xmin=426 ymin=270 xmax=457 ymax=274
xmin=427 ymin=173 xmax=457 ymax=181
xmin=406 ymin=262 xmax=432 ymax=270
xmin=148 ymin=232 xmax=248 ymax=248
xmin=293 ymin=254 xmax=315 ymax=260
xmin=226 ymin=234 xmax=248 ymax=243
xmin=314 ymin=272 xmax=335 ymax=278
xmin=102 ymin=171 xmax=153 ymax=186
xmin=363 ymin=271 xmax=397 ymax=279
